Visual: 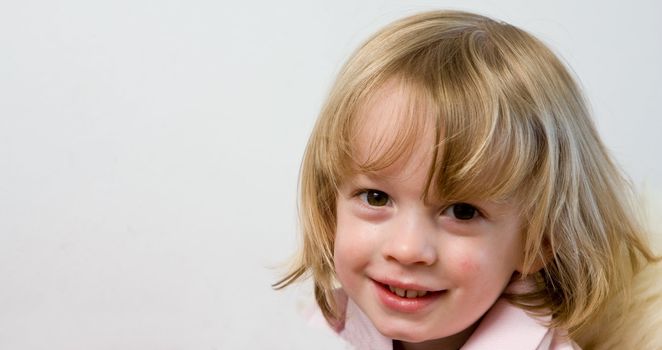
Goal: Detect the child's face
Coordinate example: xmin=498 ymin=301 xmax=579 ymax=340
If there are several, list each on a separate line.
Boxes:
xmin=333 ymin=81 xmax=525 ymax=344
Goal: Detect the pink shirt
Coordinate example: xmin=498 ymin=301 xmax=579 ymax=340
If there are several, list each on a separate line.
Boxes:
xmin=308 ymin=292 xmax=580 ymax=350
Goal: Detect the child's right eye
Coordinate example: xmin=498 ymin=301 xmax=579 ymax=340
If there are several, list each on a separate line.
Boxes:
xmin=358 ymin=189 xmax=390 ymax=207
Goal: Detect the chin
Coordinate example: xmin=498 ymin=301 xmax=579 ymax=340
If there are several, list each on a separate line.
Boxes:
xmin=375 ymin=322 xmax=436 ymax=343
xmin=391 ymin=334 xmax=431 ymax=344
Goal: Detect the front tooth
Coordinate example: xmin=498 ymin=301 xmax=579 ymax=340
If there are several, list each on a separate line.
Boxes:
xmin=406 ymin=290 xmax=417 ymax=298
xmin=394 ymin=287 xmax=406 ymax=297
xmin=417 ymin=290 xmax=428 ymax=297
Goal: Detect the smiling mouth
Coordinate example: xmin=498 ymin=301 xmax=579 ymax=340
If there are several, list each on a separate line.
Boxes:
xmin=387 ymin=285 xmax=429 ymax=298
xmin=374 ymin=281 xmax=445 ymax=313
xmin=379 ymin=282 xmax=443 ymax=299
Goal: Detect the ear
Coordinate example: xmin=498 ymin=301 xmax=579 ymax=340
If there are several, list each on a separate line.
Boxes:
xmin=517 ymin=253 xmax=546 ymax=274
xmin=516 ymin=239 xmax=552 ymax=274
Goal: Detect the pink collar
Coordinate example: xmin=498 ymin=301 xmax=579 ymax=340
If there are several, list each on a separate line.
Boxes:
xmin=461 ymin=298 xmax=552 ymax=350
xmin=337 ymin=296 xmax=573 ymax=350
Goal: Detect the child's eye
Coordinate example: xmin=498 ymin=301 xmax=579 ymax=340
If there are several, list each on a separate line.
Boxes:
xmin=444 ymin=203 xmax=478 ymax=220
xmin=359 ymin=189 xmax=390 ymax=207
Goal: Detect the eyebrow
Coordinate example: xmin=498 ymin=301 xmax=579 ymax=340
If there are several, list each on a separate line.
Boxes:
xmin=347 ymin=171 xmax=404 ymax=186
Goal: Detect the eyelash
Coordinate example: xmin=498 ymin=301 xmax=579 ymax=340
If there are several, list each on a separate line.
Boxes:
xmin=354 ymin=188 xmax=482 ymax=221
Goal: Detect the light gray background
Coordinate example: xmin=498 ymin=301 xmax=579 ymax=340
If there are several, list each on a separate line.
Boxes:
xmin=1 ymin=1 xmax=660 ymax=349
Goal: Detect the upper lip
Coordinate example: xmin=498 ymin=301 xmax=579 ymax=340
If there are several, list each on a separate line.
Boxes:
xmin=373 ymin=277 xmax=441 ymax=292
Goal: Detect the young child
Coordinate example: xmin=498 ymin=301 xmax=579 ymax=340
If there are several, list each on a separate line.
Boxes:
xmin=275 ymin=10 xmax=659 ymax=350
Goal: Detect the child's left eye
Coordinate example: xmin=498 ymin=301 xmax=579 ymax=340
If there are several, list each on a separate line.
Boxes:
xmin=443 ymin=203 xmax=479 ymax=220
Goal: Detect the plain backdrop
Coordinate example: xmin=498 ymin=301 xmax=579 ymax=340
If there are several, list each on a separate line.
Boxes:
xmin=1 ymin=1 xmax=660 ymax=349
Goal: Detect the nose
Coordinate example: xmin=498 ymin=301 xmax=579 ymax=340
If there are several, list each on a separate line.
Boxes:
xmin=381 ymin=210 xmax=438 ymax=266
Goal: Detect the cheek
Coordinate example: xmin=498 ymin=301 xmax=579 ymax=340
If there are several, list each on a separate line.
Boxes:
xmin=441 ymin=237 xmax=479 ymax=272
xmin=335 ymin=215 xmax=364 ymax=257
xmin=445 ymin=249 xmax=482 ymax=279
xmin=334 ymin=201 xmax=384 ymax=252
xmin=444 ymin=243 xmax=517 ymax=293
xmin=333 ymin=237 xmax=366 ymax=278
xmin=333 ymin=209 xmax=377 ymax=275
xmin=458 ymin=255 xmax=480 ymax=275
xmin=444 ymin=243 xmax=500 ymax=282
xmin=333 ymin=227 xmax=377 ymax=294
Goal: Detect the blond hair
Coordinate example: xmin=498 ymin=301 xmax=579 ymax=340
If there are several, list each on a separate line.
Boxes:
xmin=275 ymin=10 xmax=658 ymax=339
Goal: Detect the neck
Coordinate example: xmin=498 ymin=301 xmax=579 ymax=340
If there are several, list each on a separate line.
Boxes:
xmin=394 ymin=321 xmax=479 ymax=350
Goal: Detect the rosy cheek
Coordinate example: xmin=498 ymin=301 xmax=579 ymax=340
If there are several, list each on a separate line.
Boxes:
xmin=444 ymin=248 xmax=482 ymax=280
xmin=458 ymin=255 xmax=480 ymax=275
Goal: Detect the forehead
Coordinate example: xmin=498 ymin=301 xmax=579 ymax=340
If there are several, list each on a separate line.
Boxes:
xmin=350 ymin=78 xmax=438 ymax=178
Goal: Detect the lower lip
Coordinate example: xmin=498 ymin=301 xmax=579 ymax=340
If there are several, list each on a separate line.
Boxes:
xmin=373 ymin=280 xmax=444 ymax=314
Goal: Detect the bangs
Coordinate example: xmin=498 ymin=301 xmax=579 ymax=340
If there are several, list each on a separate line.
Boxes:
xmin=333 ymin=34 xmax=547 ymax=205
xmin=430 ymin=67 xmax=545 ymax=204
